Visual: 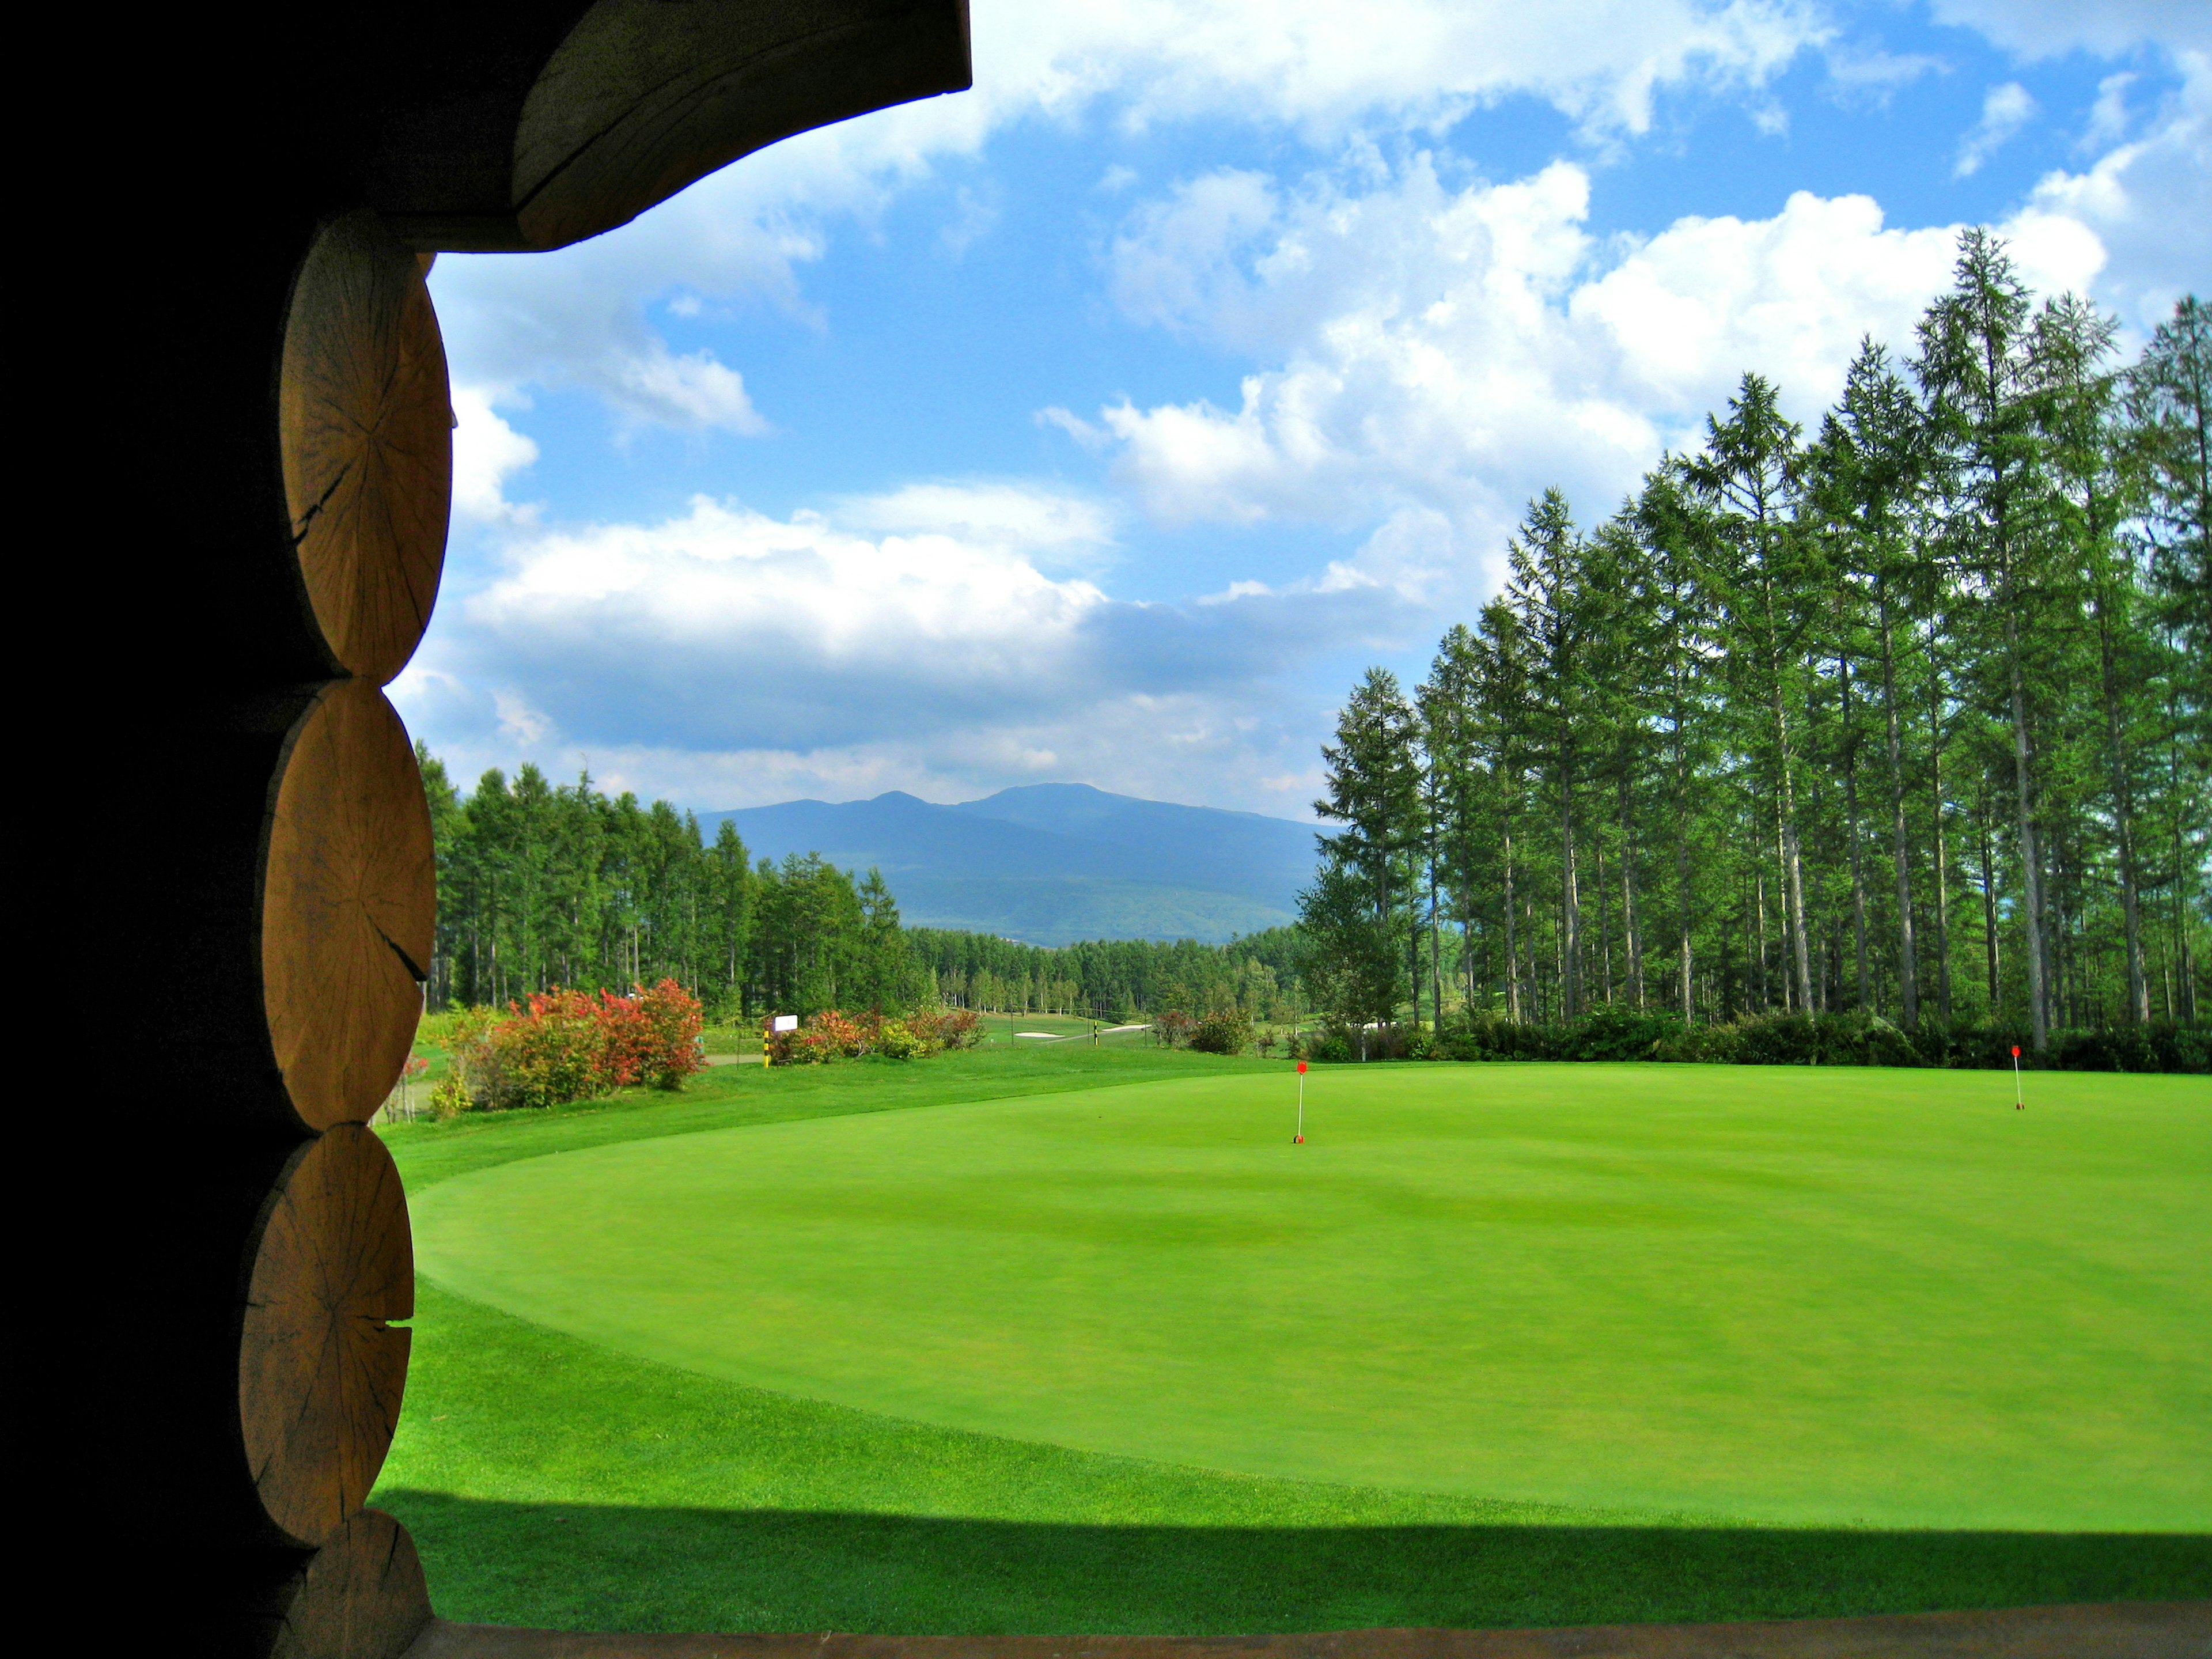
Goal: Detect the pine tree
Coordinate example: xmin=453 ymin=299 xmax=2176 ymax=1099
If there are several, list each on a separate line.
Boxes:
xmin=1689 ymin=372 xmax=1817 ymax=1014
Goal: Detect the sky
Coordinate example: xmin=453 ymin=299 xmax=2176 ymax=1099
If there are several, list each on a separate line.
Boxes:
xmin=399 ymin=0 xmax=2210 ymax=824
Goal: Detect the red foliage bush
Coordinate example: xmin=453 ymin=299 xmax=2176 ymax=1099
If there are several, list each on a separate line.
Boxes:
xmin=763 ymin=1004 xmax=984 ymax=1065
xmin=444 ymin=979 xmax=703 ymax=1109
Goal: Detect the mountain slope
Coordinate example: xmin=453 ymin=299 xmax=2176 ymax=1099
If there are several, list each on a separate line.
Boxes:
xmin=698 ymin=785 xmax=1317 ymax=946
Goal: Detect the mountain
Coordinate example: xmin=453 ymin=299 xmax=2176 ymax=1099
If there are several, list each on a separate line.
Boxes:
xmin=696 ymin=783 xmax=1319 ymax=946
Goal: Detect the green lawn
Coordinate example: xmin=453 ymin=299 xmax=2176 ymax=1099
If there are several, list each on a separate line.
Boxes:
xmin=375 ymin=1052 xmax=2212 ymax=1633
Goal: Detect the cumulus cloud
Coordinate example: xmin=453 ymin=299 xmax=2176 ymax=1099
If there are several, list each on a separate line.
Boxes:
xmin=391 ymin=482 xmax=1388 ymax=809
xmin=2021 ymin=52 xmax=2210 ymax=329
xmin=1930 ymin=0 xmax=2212 ymax=61
xmin=1955 ymin=82 xmax=2038 ymax=177
xmin=1075 ymin=153 xmax=2110 ymax=579
xmin=427 ymin=0 xmax=1835 ymax=438
xmin=450 ymin=386 xmax=540 ymax=524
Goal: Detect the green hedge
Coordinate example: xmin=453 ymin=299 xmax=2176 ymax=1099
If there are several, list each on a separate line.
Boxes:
xmin=1305 ymin=1007 xmax=2208 ymax=1073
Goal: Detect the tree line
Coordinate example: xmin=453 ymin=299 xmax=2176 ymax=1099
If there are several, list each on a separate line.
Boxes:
xmin=419 ymin=753 xmax=1303 ymax=1024
xmin=1299 ymin=233 xmax=2207 ymax=1054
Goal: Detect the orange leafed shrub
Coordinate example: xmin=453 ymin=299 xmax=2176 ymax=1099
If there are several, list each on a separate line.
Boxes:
xmin=445 ymin=979 xmax=704 ymax=1109
xmin=762 ymin=1004 xmax=983 ymax=1065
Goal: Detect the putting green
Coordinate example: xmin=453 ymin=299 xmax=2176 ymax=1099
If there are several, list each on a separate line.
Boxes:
xmin=411 ymin=1063 xmax=2210 ymax=1532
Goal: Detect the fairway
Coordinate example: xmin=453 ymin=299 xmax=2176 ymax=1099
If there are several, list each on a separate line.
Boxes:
xmin=411 ymin=1063 xmax=2210 ymax=1536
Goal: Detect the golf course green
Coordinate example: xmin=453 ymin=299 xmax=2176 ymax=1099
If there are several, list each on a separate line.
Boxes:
xmin=409 ymin=1061 xmax=2210 ymax=1537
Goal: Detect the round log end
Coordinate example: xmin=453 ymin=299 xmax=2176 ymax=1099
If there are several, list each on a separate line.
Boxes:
xmin=270 ymin=1509 xmax=433 ymax=1659
xmin=263 ymin=681 xmax=435 ymax=1130
xmin=241 ymin=1126 xmax=415 ymax=1548
xmin=282 ymin=211 xmax=452 ymax=685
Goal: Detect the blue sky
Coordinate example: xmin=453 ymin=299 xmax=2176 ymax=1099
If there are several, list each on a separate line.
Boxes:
xmin=398 ymin=0 xmax=2209 ymax=822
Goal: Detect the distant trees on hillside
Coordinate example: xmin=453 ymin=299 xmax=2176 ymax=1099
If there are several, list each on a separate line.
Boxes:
xmin=419 ymin=757 xmax=923 ymax=1018
xmin=1298 ymin=237 xmax=2208 ymax=1051
xmin=419 ymin=754 xmax=1305 ymax=1023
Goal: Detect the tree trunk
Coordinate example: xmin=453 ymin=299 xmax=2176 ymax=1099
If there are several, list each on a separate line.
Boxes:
xmin=1560 ymin=761 xmax=1581 ymax=1017
xmin=1778 ymin=750 xmax=1814 ymax=1013
xmin=1926 ymin=626 xmax=1955 ymax=1022
xmin=1502 ymin=825 xmax=1521 ymax=1022
xmin=1755 ymin=861 xmax=1770 ymax=1011
xmin=1429 ymin=849 xmax=1444 ymax=1029
xmin=2002 ymin=603 xmax=2050 ymax=1048
xmin=1619 ymin=772 xmax=1645 ymax=1008
xmin=1596 ymin=840 xmax=1613 ymax=1004
xmin=1876 ymin=593 xmax=1919 ymax=1026
xmin=1842 ymin=653 xmax=1870 ymax=1012
xmin=2093 ymin=593 xmax=2150 ymax=1022
xmin=1676 ymin=731 xmax=1694 ymax=1024
xmin=1979 ymin=803 xmax=2002 ymax=1010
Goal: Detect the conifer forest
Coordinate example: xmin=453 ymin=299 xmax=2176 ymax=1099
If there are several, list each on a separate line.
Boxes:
xmin=1301 ymin=236 xmax=2207 ymax=1054
xmin=418 ymin=236 xmax=2203 ymax=1063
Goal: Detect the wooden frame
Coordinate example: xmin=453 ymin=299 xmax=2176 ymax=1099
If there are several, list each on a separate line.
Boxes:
xmin=80 ymin=6 xmax=969 ymax=1652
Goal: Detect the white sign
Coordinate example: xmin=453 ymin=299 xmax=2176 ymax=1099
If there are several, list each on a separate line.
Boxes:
xmin=771 ymin=1014 xmax=798 ymax=1032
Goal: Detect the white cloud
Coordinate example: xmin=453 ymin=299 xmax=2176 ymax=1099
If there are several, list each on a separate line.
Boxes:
xmin=973 ymin=0 xmax=1828 ymax=142
xmin=391 ymin=482 xmax=1386 ymax=810
xmin=1080 ymin=154 xmax=2109 ymax=573
xmin=1955 ymin=82 xmax=2039 ymax=177
xmin=1930 ymin=1 xmax=2212 ymax=62
xmin=611 ymin=343 xmax=767 ymax=434
xmin=832 ymin=482 xmax=1118 ymax=570
xmin=2021 ymin=52 xmax=2210 ymax=329
xmin=450 ymin=386 xmax=540 ymax=523
xmin=426 ymin=1 xmax=1834 ymax=439
xmin=2085 ymin=73 xmax=2139 ymax=151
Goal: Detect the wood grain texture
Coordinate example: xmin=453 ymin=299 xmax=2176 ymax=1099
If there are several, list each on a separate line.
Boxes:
xmin=271 ymin=1509 xmax=433 ymax=1659
xmin=511 ymin=0 xmax=972 ymax=250
xmin=263 ymin=679 xmax=435 ymax=1131
xmin=241 ymin=1126 xmax=415 ymax=1550
xmin=364 ymin=1 xmax=971 ymax=252
xmin=282 ymin=211 xmax=452 ymax=684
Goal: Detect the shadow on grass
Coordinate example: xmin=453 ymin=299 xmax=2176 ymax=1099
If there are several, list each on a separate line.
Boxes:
xmin=378 ymin=1490 xmax=2211 ymax=1636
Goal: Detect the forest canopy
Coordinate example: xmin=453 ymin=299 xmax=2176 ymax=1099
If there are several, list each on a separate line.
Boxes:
xmin=1298 ymin=234 xmax=2207 ymax=1054
xmin=416 ymin=750 xmax=1299 ymax=1025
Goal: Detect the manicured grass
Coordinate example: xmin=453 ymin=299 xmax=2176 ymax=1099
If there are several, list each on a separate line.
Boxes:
xmin=377 ymin=1055 xmax=2212 ymax=1632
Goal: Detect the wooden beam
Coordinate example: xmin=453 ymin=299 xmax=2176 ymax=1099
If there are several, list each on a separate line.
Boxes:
xmin=365 ymin=0 xmax=974 ymax=251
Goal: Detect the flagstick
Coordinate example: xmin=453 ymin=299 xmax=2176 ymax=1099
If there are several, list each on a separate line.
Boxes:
xmin=1294 ymin=1059 xmax=1306 ymax=1143
xmin=2011 ymin=1043 xmax=2024 ymax=1110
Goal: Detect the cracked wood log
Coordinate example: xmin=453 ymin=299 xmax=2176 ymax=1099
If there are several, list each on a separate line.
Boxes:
xmin=281 ymin=211 xmax=452 ymax=685
xmin=268 ymin=1510 xmax=433 ymax=1659
xmin=242 ymin=1127 xmax=415 ymax=1549
xmin=263 ymin=678 xmax=437 ymax=1130
xmin=65 ymin=6 xmax=970 ymax=1649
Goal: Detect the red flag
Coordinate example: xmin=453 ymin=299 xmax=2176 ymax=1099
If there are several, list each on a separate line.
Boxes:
xmin=1297 ymin=1061 xmax=1308 ymax=1073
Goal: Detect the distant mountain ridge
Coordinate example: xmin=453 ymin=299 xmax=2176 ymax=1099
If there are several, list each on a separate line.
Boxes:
xmin=697 ymin=783 xmax=1319 ymax=946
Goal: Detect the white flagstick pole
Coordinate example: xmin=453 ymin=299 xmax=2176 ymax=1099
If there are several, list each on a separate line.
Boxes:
xmin=1295 ymin=1060 xmax=1306 ymax=1143
xmin=2011 ymin=1044 xmax=2024 ymax=1110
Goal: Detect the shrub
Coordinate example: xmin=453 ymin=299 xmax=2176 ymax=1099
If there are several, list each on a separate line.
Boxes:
xmin=1189 ymin=1009 xmax=1252 ymax=1055
xmin=1152 ymin=1009 xmax=1198 ymax=1048
xmin=428 ymin=1077 xmax=470 ymax=1120
xmin=764 ymin=1003 xmax=984 ymax=1064
xmin=873 ymin=1018 xmax=923 ymax=1059
xmin=623 ymin=979 xmax=706 ymax=1088
xmin=437 ymin=979 xmax=705 ymax=1108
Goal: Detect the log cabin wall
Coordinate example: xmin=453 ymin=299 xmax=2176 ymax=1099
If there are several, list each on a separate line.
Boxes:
xmin=59 ymin=6 xmax=968 ymax=1652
